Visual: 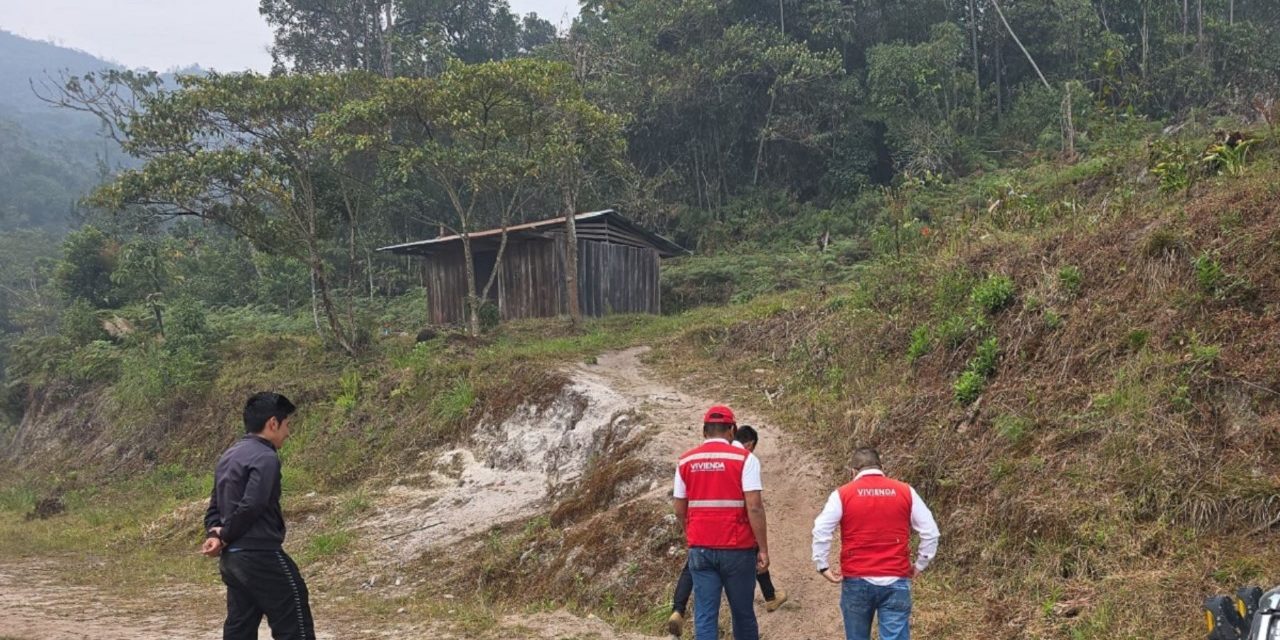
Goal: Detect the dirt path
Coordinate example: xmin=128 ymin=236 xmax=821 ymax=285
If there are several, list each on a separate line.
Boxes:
xmin=0 ymin=560 xmax=240 ymax=640
xmin=576 ymin=347 xmax=845 ymax=640
xmin=0 ymin=347 xmax=842 ymax=640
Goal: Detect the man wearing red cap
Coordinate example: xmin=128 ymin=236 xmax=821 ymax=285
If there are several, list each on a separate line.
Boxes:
xmin=673 ymin=405 xmax=769 ymax=640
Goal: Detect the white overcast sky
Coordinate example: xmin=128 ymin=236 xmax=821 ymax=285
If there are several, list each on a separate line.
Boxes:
xmin=0 ymin=0 xmax=578 ymax=72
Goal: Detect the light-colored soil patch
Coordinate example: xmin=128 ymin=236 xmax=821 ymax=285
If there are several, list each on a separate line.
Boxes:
xmin=361 ymin=374 xmax=646 ymax=561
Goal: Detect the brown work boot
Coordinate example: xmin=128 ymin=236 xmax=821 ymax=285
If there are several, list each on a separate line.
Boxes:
xmin=667 ymin=610 xmax=684 ymax=637
xmin=765 ymin=589 xmax=788 ymax=612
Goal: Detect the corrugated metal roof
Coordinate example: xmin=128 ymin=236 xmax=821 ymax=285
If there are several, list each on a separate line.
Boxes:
xmin=377 ymin=209 xmax=687 ymax=257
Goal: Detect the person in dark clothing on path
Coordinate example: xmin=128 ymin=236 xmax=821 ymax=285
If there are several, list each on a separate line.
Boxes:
xmin=668 ymin=425 xmax=785 ymax=638
xmin=201 ymin=392 xmax=315 ymax=640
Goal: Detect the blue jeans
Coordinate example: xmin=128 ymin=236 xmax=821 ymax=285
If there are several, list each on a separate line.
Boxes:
xmin=688 ymin=547 xmax=758 ymax=640
xmin=840 ymin=578 xmax=912 ymax=640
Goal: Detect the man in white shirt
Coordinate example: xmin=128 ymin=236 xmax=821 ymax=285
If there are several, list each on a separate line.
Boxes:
xmin=811 ymin=448 xmax=939 ymax=640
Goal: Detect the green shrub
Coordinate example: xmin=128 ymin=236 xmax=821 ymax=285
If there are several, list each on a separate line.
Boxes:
xmin=953 ymin=370 xmax=986 ymax=406
xmin=1193 ymin=252 xmax=1225 ymax=294
xmin=334 ymin=370 xmax=361 ymax=413
xmin=938 ymin=314 xmax=972 ymax=349
xmin=59 ymin=299 xmax=106 ymax=347
xmin=971 ymin=275 xmax=1015 ymax=314
xmin=1057 ymin=265 xmax=1083 ymax=297
xmin=1149 ymin=140 xmax=1194 ymax=193
xmin=1125 ymin=329 xmax=1150 ymax=352
xmin=1043 ymin=309 xmax=1063 ymax=330
xmin=474 ymin=301 xmax=500 ymax=332
xmin=954 ymin=337 xmax=1000 ymax=405
xmin=971 ymin=336 xmax=1000 ymax=377
xmin=1190 ymin=251 xmax=1257 ymax=304
xmin=165 ymin=297 xmax=213 ymax=352
xmin=906 ymin=325 xmax=932 ymax=361
xmin=1151 ymin=160 xmax=1190 ymax=193
xmin=1202 ymin=138 xmax=1255 ymax=177
xmin=114 ymin=340 xmax=210 ymax=418
xmin=62 ymin=340 xmax=121 ymax=384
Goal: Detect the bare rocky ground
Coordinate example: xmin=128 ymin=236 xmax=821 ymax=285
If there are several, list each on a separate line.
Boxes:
xmin=0 ymin=347 xmax=860 ymax=640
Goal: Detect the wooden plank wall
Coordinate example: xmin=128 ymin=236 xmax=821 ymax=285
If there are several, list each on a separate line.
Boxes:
xmin=421 ymin=219 xmax=663 ymax=326
xmin=498 ymin=238 xmax=567 ymax=321
xmin=423 ymin=249 xmax=469 ymax=325
xmin=578 ymin=240 xmax=660 ymax=316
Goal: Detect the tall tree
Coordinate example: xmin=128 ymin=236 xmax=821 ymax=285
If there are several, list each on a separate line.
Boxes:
xmin=326 ymin=59 xmax=624 ymax=334
xmin=52 ymin=71 xmax=378 ymax=354
xmin=261 ymin=0 xmax=558 ymax=77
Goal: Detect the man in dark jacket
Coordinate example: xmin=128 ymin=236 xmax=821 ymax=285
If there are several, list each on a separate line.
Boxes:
xmin=201 ymin=392 xmax=315 ymax=640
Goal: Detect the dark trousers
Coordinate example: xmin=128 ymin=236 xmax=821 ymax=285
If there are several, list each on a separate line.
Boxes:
xmin=219 ymin=549 xmax=316 ymax=640
xmin=673 ymin=556 xmax=777 ymax=613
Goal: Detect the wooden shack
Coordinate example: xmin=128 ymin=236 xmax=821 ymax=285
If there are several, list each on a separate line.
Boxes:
xmin=379 ymin=210 xmax=686 ymax=326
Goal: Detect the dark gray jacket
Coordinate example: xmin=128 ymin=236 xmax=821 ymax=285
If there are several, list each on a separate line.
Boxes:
xmin=204 ymin=435 xmax=286 ymax=550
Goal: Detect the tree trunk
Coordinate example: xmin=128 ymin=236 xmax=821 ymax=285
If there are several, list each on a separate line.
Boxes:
xmin=1140 ymin=3 xmax=1149 ymax=81
xmin=296 ymin=174 xmax=356 ymax=354
xmin=1196 ymin=0 xmax=1204 ymax=53
xmin=366 ymin=245 xmax=376 ymax=300
xmin=382 ymin=2 xmax=394 ymax=78
xmin=753 ymin=89 xmax=777 ymax=187
xmin=990 ymin=0 xmax=1050 ymax=89
xmin=346 ymin=203 xmax=358 ymax=333
xmin=310 ymin=256 xmax=356 ymax=354
xmin=478 ymin=225 xmax=511 ymax=312
xmin=563 ymin=185 xmax=582 ymax=327
xmin=1183 ymin=0 xmax=1189 ymax=52
xmin=1062 ymin=82 xmax=1076 ymax=160
xmin=461 ymin=234 xmax=480 ymax=336
xmin=310 ymin=269 xmax=322 ymax=335
xmin=995 ymin=41 xmax=1003 ymax=116
xmin=969 ymin=0 xmax=981 ymax=129
xmin=147 ymin=293 xmax=165 ymax=339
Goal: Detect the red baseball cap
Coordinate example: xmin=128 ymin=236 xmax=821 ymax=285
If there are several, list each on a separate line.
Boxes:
xmin=703 ymin=405 xmax=736 ymax=425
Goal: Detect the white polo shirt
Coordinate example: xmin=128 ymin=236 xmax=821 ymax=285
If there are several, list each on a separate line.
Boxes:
xmin=811 ymin=469 xmax=940 ymax=585
xmin=672 ymin=438 xmax=763 ymax=498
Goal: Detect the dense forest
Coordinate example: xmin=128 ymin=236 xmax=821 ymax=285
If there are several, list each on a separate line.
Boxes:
xmin=1 ymin=0 xmax=1278 ymax=410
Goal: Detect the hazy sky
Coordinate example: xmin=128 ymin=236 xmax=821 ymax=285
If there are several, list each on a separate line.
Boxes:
xmin=0 ymin=0 xmax=578 ymax=72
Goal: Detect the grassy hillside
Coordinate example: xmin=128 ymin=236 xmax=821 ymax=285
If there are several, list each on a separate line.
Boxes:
xmin=652 ymin=124 xmax=1280 ymax=638
xmin=2 ymin=120 xmax=1278 ymax=638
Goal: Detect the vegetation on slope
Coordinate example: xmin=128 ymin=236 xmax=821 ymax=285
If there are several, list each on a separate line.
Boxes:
xmin=2 ymin=117 xmax=1278 ymax=638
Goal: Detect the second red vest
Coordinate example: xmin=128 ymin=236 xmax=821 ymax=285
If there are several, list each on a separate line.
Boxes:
xmin=837 ymin=473 xmax=913 ymax=577
xmin=678 ymin=440 xmax=756 ymax=549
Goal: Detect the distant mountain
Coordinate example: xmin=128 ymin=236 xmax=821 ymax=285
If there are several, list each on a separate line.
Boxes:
xmin=0 ymin=30 xmax=119 ymax=104
xmin=0 ymin=30 xmax=123 ymax=230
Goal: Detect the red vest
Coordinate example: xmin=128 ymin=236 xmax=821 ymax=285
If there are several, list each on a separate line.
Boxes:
xmin=837 ymin=473 xmax=913 ymax=577
xmin=678 ymin=440 xmax=756 ymax=549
